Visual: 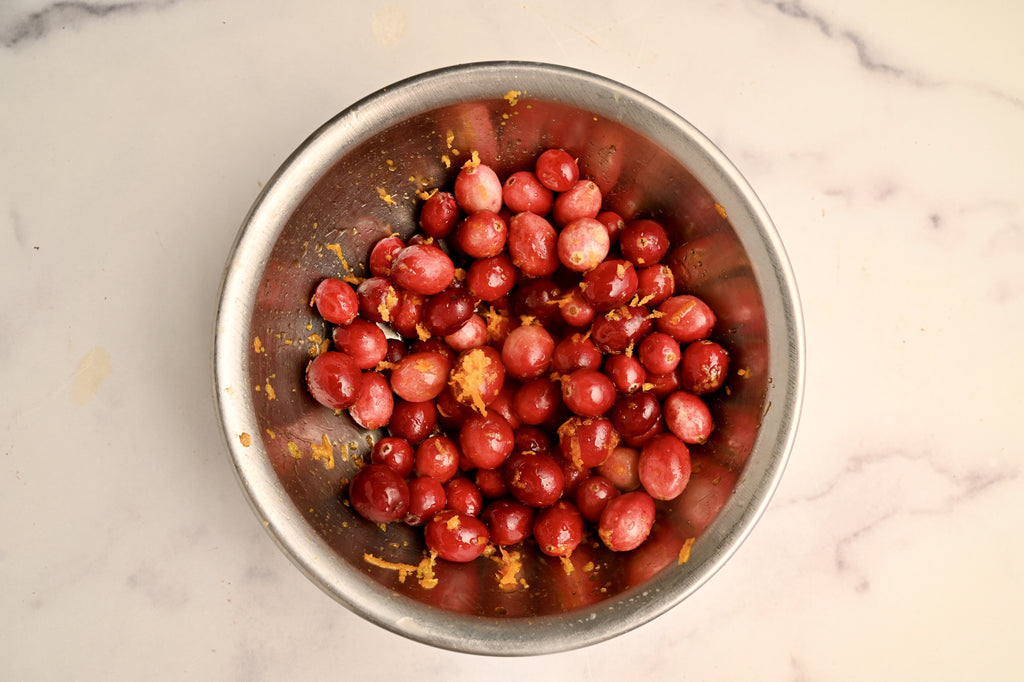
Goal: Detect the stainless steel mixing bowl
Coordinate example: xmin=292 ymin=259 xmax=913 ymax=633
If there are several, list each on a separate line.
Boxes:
xmin=214 ymin=61 xmax=804 ymax=655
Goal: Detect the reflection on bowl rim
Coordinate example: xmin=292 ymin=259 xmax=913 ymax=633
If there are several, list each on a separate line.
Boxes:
xmin=214 ymin=60 xmax=805 ymax=655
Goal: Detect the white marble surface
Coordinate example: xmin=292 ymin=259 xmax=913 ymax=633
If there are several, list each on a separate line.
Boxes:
xmin=2 ymin=1 xmax=1022 ymax=679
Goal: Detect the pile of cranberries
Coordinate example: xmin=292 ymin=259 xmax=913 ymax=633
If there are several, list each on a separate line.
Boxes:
xmin=304 ymin=148 xmax=731 ymax=566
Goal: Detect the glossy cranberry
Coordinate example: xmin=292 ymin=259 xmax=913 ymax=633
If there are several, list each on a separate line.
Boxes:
xmin=419 ymin=190 xmax=460 ymax=238
xmin=403 ymin=476 xmax=447 ymax=527
xmin=551 ymin=333 xmax=603 ymax=374
xmin=508 ymin=211 xmax=558 ymax=278
xmin=557 ymin=217 xmax=610 ymax=272
xmin=384 ymin=338 xmax=407 ymax=364
xmin=349 ymin=464 xmax=410 ymax=524
xmin=655 ymin=295 xmax=717 ymax=343
xmin=638 ymin=331 xmax=682 ymax=375
xmin=582 ymin=259 xmax=638 ymax=311
xmin=557 ymin=286 xmax=596 ymax=328
xmin=371 ymin=436 xmax=414 ymax=478
xmin=533 ymin=500 xmax=584 ymax=557
xmin=504 ymin=451 xmax=565 ymax=508
xmin=619 ymin=219 xmax=670 ymax=266
xmin=662 ymin=390 xmax=714 ymax=444
xmin=598 ymin=490 xmax=656 ymax=552
xmin=305 ymin=351 xmax=363 ymax=410
xmin=460 ymin=409 xmax=515 ymax=470
xmin=389 ymin=351 xmax=451 ymax=403
xmin=513 ymin=425 xmax=553 ymax=457
xmin=313 ymin=277 xmax=359 ymax=325
xmin=636 ymin=264 xmax=675 ymax=307
xmin=620 ymin=418 xmax=667 ymax=450
xmin=638 ymin=433 xmax=691 ymax=501
xmin=501 ymin=325 xmax=555 ymax=380
xmin=356 ymin=276 xmax=399 ymax=324
xmin=590 ymin=306 xmax=653 ymax=354
xmin=475 ymin=467 xmax=509 ymax=499
xmin=557 ymin=416 xmax=619 ymax=469
xmin=444 ymin=313 xmax=488 ymax=351
xmin=368 ymin=234 xmax=405 ymax=277
xmin=595 ymin=210 xmax=626 ymax=244
xmin=423 ymin=285 xmax=477 ymax=337
xmin=445 ymin=477 xmax=484 ymax=517
xmin=388 ymin=399 xmax=436 ymax=444
xmin=598 ymin=445 xmax=642 ymax=492
xmin=466 ymin=253 xmax=517 ymax=301
xmin=332 ymin=318 xmax=388 ymax=370
xmin=480 ymin=499 xmax=535 ymax=546
xmin=486 ymin=379 xmax=521 ymax=431
xmin=511 ymin=378 xmax=561 ymax=426
xmin=388 ymin=288 xmax=426 ymax=339
xmin=454 ymin=163 xmax=503 ymax=213
xmin=391 ymin=243 xmax=456 ymax=296
xmin=454 ymin=209 xmax=508 ymax=258
xmin=610 ymin=391 xmax=661 ymax=438
xmin=425 ymin=510 xmax=490 ymax=563
xmin=414 ymin=435 xmax=461 ymax=482
xmin=575 ymin=475 xmax=620 ymax=523
xmin=348 ymin=371 xmax=393 ymax=429
xmin=678 ymin=339 xmax=730 ymax=394
xmin=561 ymin=369 xmax=616 ymax=417
xmin=448 ymin=346 xmax=505 ymax=413
xmin=603 ymin=354 xmax=646 ymax=393
xmin=535 ymin=148 xmax=579 ymax=192
xmin=511 ymin=278 xmax=564 ymax=327
xmin=552 ymin=179 xmax=602 ymax=226
xmin=502 ymin=170 xmax=553 ymax=215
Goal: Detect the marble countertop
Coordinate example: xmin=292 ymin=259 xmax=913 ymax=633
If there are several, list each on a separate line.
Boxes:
xmin=3 ymin=1 xmax=1021 ymax=679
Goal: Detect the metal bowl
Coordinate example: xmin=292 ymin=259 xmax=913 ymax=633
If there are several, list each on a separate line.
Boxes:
xmin=214 ymin=61 xmax=804 ymax=655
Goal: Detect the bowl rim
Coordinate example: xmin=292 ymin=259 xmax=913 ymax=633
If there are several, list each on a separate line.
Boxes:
xmin=214 ymin=60 xmax=805 ymax=655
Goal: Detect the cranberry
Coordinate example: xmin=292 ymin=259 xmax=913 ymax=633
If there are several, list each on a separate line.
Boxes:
xmin=370 ymin=436 xmax=415 ymax=478
xmin=388 ymin=399 xmax=436 ymax=444
xmin=331 ymin=318 xmax=388 ymax=370
xmin=551 ymin=333 xmax=603 ymax=374
xmin=389 ymin=288 xmax=427 ymax=339
xmin=414 ymin=435 xmax=461 ymax=482
xmin=305 ymin=351 xmax=363 ymax=410
xmin=619 ymin=219 xmax=670 ymax=266
xmin=655 ymin=295 xmax=717 ymax=343
xmin=557 ymin=217 xmax=610 ymax=272
xmin=356 ymin=276 xmax=399 ymax=324
xmin=557 ymin=286 xmax=596 ymax=328
xmin=448 ymin=346 xmax=506 ymax=412
xmin=444 ymin=313 xmax=488 ymax=351
xmin=598 ymin=491 xmax=656 ymax=552
xmin=582 ymin=259 xmax=638 ymax=311
xmin=504 ymin=451 xmax=565 ymax=508
xmin=595 ymin=210 xmax=626 ymax=244
xmin=481 ymin=499 xmax=535 ymax=546
xmin=610 ymin=391 xmax=661 ymax=438
xmin=460 ymin=409 xmax=515 ymax=470
xmin=511 ymin=378 xmax=561 ymax=426
xmin=533 ymin=501 xmax=584 ymax=557
xmin=552 ymin=180 xmax=602 ymax=226
xmin=445 ymin=477 xmax=484 ymax=517
xmin=636 ymin=265 xmax=675 ymax=307
xmin=501 ymin=325 xmax=555 ymax=380
xmin=312 ymin=277 xmax=358 ymax=326
xmin=503 ymin=170 xmax=553 ymax=215
xmin=511 ymin=278 xmax=564 ymax=327
xmin=557 ymin=416 xmax=619 ymax=469
xmin=419 ymin=190 xmax=460 ymax=238
xmin=534 ymin=148 xmax=579 ymax=192
xmin=508 ymin=211 xmax=558 ymax=278
xmin=403 ymin=476 xmax=447 ymax=526
xmin=349 ymin=464 xmax=410 ymax=524
xmin=662 ymin=390 xmax=714 ymax=444
xmin=423 ymin=285 xmax=477 ymax=337
xmin=348 ymin=371 xmax=394 ymax=429
xmin=391 ymin=243 xmax=456 ymax=296
xmin=638 ymin=433 xmax=691 ymax=501
xmin=575 ymin=474 xmax=620 ymax=523
xmin=425 ymin=510 xmax=490 ymax=563
xmin=676 ymin=455 xmax=738 ymax=535
xmin=561 ymin=368 xmax=616 ymax=417
xmin=637 ymin=331 xmax=682 ymax=375
xmin=389 ymin=351 xmax=451 ymax=403
xmin=475 ymin=467 xmax=509 ymax=499
xmin=454 ymin=163 xmax=503 ymax=213
xmin=455 ymin=209 xmax=508 ymax=259
xmin=603 ymin=354 xmax=646 ymax=394
xmin=466 ymin=253 xmax=517 ymax=301
xmin=598 ymin=445 xmax=642 ymax=492
xmin=678 ymin=339 xmax=730 ymax=394
xmin=590 ymin=305 xmax=652 ymax=354
xmin=368 ymin=234 xmax=405 ymax=277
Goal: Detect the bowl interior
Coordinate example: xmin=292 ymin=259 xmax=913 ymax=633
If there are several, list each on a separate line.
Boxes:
xmin=216 ymin=62 xmax=802 ymax=655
